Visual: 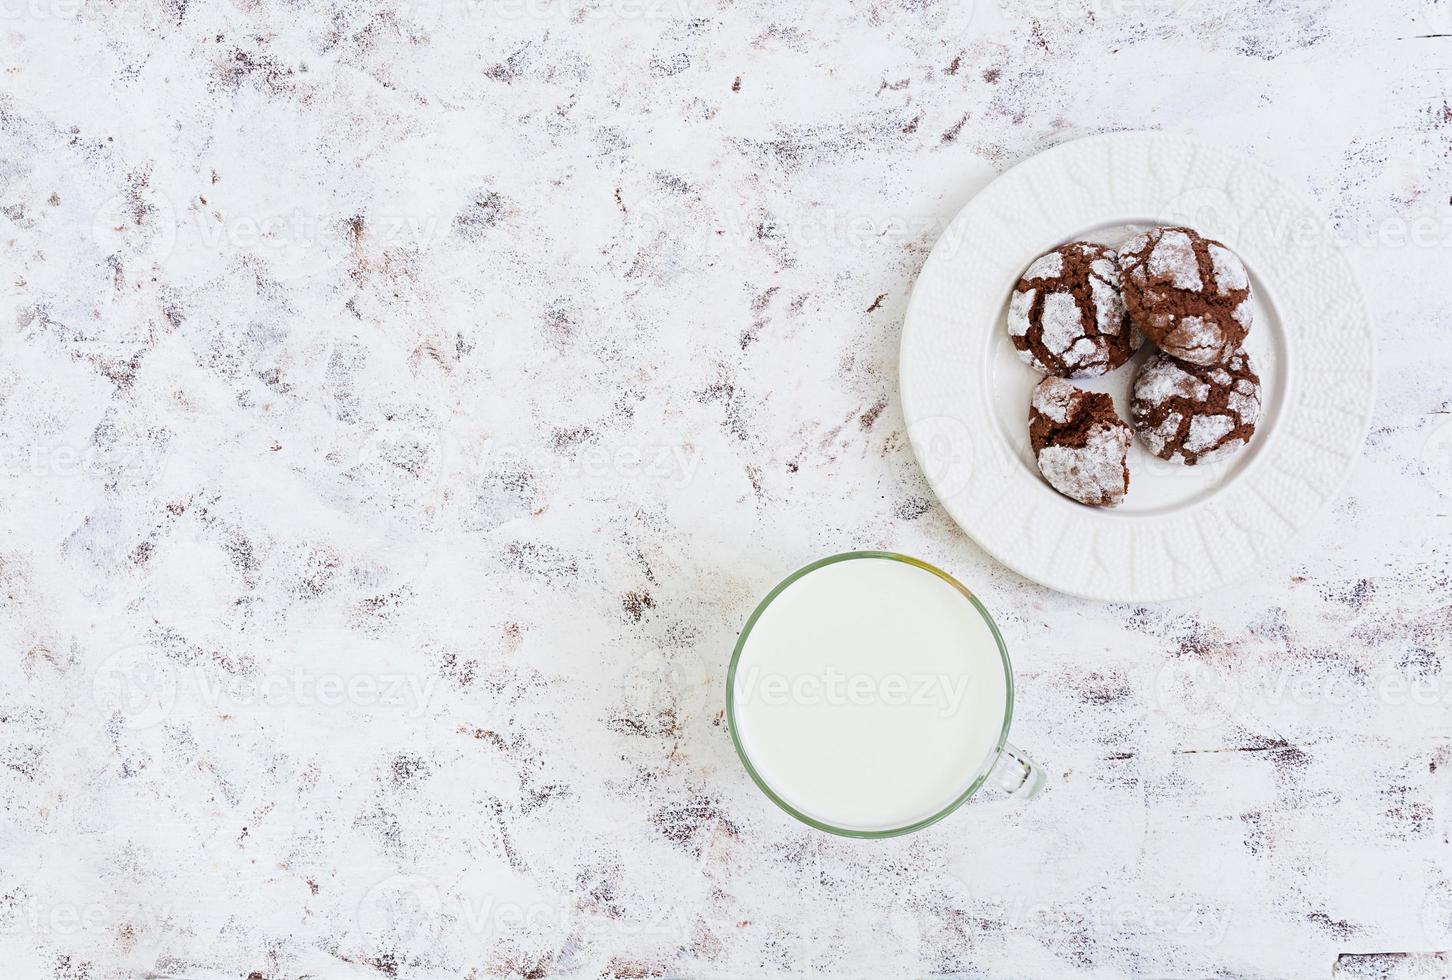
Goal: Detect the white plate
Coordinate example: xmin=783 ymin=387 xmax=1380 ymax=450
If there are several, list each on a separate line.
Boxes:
xmin=900 ymin=132 xmax=1376 ymax=602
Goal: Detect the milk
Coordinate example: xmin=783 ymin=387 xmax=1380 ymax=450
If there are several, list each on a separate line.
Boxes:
xmin=731 ymin=556 xmax=1009 ymax=832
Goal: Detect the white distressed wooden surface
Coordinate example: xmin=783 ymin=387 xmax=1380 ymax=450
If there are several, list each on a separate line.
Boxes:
xmin=0 ymin=1 xmax=1448 ymax=977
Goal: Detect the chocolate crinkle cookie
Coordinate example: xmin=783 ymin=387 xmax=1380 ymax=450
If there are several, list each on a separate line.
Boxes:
xmin=1131 ymin=349 xmax=1262 ymax=465
xmin=1007 ymin=242 xmax=1141 ymax=378
xmin=1118 ymin=226 xmax=1252 ymax=367
xmin=1029 ymin=377 xmax=1132 ymax=507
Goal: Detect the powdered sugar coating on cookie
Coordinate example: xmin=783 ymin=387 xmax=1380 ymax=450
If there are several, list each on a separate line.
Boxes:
xmin=1028 ymin=377 xmax=1133 ymax=507
xmin=1118 ymin=226 xmax=1253 ymax=367
xmin=1030 ymin=373 xmax=1078 ymax=423
xmin=1037 ymin=427 xmax=1132 ymax=508
xmin=1146 ymin=229 xmax=1203 ymax=291
xmin=1131 ymin=349 xmax=1262 ymax=465
xmin=1022 ymin=251 xmax=1064 ymax=280
xmin=1006 ymin=242 xmax=1140 ymax=378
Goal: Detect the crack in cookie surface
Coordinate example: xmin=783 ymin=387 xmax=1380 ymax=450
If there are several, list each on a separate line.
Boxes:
xmin=1008 ymin=242 xmax=1139 ymax=378
xmin=1029 ymin=377 xmax=1132 ymax=507
xmin=1131 ymin=349 xmax=1261 ymax=465
xmin=1118 ymin=226 xmax=1251 ymax=367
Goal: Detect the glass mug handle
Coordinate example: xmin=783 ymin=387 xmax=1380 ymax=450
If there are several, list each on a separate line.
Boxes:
xmin=987 ymin=741 xmax=1046 ymax=800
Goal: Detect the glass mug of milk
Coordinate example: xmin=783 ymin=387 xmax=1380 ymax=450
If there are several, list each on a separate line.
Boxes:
xmin=727 ymin=552 xmax=1044 ymax=837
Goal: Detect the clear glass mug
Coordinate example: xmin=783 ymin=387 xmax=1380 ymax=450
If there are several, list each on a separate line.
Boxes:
xmin=726 ymin=551 xmax=1045 ymax=838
